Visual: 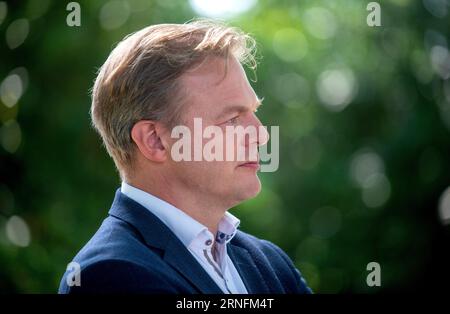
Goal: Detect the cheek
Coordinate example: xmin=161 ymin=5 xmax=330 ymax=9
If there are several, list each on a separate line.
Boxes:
xmin=207 ymin=161 xmax=237 ymax=175
xmin=199 ymin=162 xmax=239 ymax=190
xmin=180 ymin=161 xmax=234 ymax=180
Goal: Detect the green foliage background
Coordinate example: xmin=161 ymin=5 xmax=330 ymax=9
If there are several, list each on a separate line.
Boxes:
xmin=1 ymin=0 xmax=449 ymax=293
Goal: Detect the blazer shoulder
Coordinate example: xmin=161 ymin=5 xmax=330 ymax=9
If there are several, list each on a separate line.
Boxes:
xmin=59 ymin=259 xmax=179 ymax=294
xmin=232 ymin=230 xmax=290 ymax=260
xmin=58 ymin=215 xmax=179 ymax=294
xmin=232 ymin=230 xmax=313 ymax=294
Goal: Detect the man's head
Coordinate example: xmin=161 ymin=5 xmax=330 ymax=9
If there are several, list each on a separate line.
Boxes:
xmin=91 ymin=20 xmax=268 ymax=209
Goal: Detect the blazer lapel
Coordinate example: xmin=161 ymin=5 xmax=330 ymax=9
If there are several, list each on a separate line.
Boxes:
xmin=228 ymin=243 xmax=271 ymax=294
xmin=164 ymin=238 xmax=223 ymax=294
xmin=108 ymin=189 xmax=223 ymax=294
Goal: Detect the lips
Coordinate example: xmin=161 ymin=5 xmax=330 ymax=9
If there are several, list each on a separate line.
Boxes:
xmin=238 ymin=161 xmax=260 ymax=170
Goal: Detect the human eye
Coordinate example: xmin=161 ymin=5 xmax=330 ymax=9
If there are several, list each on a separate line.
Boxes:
xmin=224 ymin=116 xmax=239 ymax=125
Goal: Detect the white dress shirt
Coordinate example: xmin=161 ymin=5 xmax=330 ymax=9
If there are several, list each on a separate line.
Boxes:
xmin=120 ymin=182 xmax=248 ymax=294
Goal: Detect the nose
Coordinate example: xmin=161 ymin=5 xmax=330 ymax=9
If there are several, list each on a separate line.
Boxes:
xmin=249 ymin=113 xmax=269 ymax=147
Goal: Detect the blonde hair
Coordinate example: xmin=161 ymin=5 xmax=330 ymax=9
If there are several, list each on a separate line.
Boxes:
xmin=90 ymin=19 xmax=257 ymax=179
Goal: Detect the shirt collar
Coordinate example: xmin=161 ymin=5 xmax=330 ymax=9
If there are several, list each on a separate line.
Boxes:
xmin=120 ymin=182 xmax=240 ymax=248
xmin=216 ymin=212 xmax=240 ymax=244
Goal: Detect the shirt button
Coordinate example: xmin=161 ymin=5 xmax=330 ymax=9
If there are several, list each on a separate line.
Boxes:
xmin=205 ymin=239 xmax=212 ymax=246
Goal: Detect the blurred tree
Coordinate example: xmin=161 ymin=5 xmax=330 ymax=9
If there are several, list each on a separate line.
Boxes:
xmin=0 ymin=0 xmax=449 ymax=293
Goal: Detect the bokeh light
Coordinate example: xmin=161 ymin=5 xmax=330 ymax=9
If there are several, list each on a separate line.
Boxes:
xmin=0 ymin=74 xmax=23 ymax=108
xmin=438 ymin=187 xmax=450 ymax=225
xmin=0 ymin=2 xmax=7 ymax=26
xmin=316 ymin=66 xmax=357 ymax=112
xmin=189 ymin=0 xmax=257 ymax=18
xmin=99 ymin=0 xmax=131 ymax=30
xmin=25 ymin=0 xmax=51 ymax=20
xmin=5 ymin=215 xmax=31 ymax=247
xmin=350 ymin=150 xmax=385 ymax=188
xmin=303 ymin=7 xmax=337 ymax=40
xmin=429 ymin=45 xmax=450 ymax=79
xmin=0 ymin=119 xmax=22 ymax=153
xmin=361 ymin=173 xmax=391 ymax=208
xmin=273 ymin=28 xmax=309 ymax=62
xmin=423 ymin=0 xmax=448 ymax=18
xmin=5 ymin=18 xmax=29 ymax=49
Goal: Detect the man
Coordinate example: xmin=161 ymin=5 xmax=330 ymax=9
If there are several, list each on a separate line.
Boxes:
xmin=58 ymin=20 xmax=311 ymax=294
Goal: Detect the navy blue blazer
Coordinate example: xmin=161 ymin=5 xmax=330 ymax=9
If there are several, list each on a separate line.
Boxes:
xmin=58 ymin=189 xmax=312 ymax=294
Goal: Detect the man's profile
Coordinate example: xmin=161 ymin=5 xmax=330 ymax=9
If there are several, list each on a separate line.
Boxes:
xmin=58 ymin=19 xmax=311 ymax=294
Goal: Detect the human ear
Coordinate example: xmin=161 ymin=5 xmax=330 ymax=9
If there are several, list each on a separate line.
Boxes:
xmin=131 ymin=120 xmax=167 ymax=162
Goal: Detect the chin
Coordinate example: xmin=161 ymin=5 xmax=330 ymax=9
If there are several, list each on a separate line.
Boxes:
xmin=237 ymin=176 xmax=261 ymax=201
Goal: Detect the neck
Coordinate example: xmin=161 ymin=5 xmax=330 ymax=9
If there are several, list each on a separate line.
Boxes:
xmin=126 ymin=173 xmax=226 ymax=237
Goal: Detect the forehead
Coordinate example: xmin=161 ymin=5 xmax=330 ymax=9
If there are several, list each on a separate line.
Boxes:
xmin=179 ymin=56 xmax=257 ymax=117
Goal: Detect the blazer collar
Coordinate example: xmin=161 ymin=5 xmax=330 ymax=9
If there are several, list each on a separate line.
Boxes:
xmin=108 ymin=189 xmax=223 ymax=294
xmin=227 ymin=243 xmax=272 ymax=294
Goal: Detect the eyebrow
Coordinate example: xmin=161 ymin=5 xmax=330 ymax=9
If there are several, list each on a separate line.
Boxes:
xmin=215 ymin=97 xmax=264 ymax=120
